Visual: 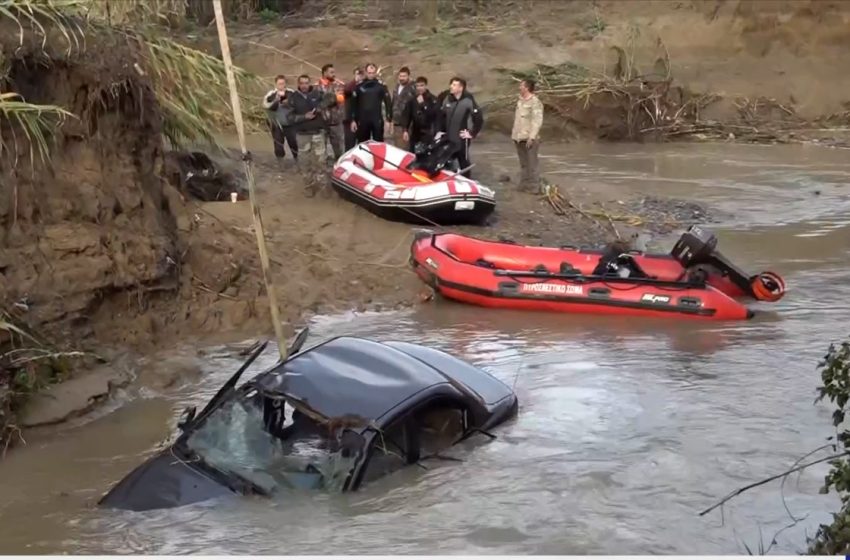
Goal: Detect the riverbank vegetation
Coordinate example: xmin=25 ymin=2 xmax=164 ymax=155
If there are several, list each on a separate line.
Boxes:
xmin=490 ymin=27 xmax=850 ymax=145
xmin=809 ymin=335 xmax=850 ymax=554
xmin=699 ymin=335 xmax=850 ymax=554
xmin=0 ymin=0 xmax=266 ymax=154
xmin=0 ymin=313 xmax=101 ymax=454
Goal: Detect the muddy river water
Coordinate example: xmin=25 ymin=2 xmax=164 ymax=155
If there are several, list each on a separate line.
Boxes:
xmin=1 ymin=141 xmax=849 ymax=554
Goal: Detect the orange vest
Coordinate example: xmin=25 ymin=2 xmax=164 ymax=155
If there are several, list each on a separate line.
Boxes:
xmin=319 ymin=78 xmax=345 ymax=106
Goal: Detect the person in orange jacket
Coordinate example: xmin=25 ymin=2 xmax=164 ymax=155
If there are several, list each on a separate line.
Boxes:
xmin=316 ymin=63 xmax=347 ymax=160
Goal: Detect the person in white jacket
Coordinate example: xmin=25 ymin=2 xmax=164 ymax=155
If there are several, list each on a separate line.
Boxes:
xmin=510 ymin=78 xmax=544 ymax=193
xmin=263 ymin=75 xmax=298 ymax=166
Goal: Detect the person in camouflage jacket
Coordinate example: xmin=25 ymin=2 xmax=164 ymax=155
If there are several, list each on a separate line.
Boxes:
xmin=317 ymin=63 xmax=346 ymax=160
xmin=390 ymin=66 xmax=416 ymax=147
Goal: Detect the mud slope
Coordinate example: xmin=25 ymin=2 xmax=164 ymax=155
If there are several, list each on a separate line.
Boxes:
xmin=0 ymin=24 xmax=279 ymax=436
xmin=0 ymin=25 xmax=263 ymax=347
xmin=212 ymin=0 xmax=850 ymax=140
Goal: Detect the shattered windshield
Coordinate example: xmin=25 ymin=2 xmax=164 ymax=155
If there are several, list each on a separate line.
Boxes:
xmin=184 ymin=390 xmax=358 ymax=493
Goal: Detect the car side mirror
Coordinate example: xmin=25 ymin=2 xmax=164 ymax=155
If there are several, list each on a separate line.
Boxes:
xmin=177 ymin=406 xmax=197 ymax=431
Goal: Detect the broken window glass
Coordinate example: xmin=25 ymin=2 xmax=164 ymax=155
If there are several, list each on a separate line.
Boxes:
xmin=184 ymin=391 xmax=359 ymax=493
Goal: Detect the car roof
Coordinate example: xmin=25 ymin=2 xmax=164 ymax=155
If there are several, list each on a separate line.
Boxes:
xmin=381 ymin=341 xmax=514 ymax=406
xmin=253 ymin=336 xmax=513 ymax=423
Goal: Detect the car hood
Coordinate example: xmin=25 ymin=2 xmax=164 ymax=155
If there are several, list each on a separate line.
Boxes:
xmin=98 ymin=449 xmax=235 ymax=511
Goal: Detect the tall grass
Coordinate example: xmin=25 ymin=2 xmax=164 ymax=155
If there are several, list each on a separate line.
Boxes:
xmin=0 ymin=92 xmax=76 ymax=166
xmin=0 ymin=0 xmax=266 ymax=162
xmin=134 ymin=31 xmax=266 ymax=147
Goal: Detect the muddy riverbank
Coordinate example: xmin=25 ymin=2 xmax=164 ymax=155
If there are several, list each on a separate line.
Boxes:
xmin=5 ymin=130 xmax=712 ymax=433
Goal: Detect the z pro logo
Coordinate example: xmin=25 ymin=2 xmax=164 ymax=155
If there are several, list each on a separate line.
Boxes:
xmin=641 ymin=293 xmax=671 ymax=304
xmin=425 ymin=257 xmax=439 ymax=269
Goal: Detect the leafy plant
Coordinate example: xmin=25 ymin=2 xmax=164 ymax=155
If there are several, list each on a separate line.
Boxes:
xmin=257 ymin=7 xmax=276 ymax=23
xmin=810 ymin=335 xmax=850 ymax=554
xmin=1 ymin=311 xmax=100 ymax=454
xmin=580 ymin=5 xmax=606 ymax=39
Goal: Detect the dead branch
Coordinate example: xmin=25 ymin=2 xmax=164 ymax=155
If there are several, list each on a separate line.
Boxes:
xmin=699 ymin=450 xmax=850 ymax=517
xmin=542 ymin=183 xmax=637 ymax=239
xmin=191 ymin=274 xmax=241 ymax=300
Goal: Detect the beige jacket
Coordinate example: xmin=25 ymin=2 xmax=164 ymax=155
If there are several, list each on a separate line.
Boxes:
xmin=511 ymin=94 xmax=543 ymax=142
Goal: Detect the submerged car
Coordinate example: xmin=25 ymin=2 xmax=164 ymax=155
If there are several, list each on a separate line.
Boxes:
xmin=98 ymin=330 xmax=519 ymax=511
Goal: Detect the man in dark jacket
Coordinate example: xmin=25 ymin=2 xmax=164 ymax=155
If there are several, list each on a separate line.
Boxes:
xmin=289 ymin=74 xmax=335 ymax=190
xmin=390 ymin=66 xmax=416 ymax=147
xmin=343 ymin=67 xmax=364 ymax=151
xmin=435 ymin=76 xmax=484 ymax=178
xmin=262 ymin=75 xmax=298 ymax=166
xmin=348 ymin=63 xmax=392 ymax=143
xmin=400 ymin=76 xmax=438 ymax=152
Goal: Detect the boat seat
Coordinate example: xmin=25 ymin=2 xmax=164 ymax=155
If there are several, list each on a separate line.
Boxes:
xmin=619 ymin=254 xmax=649 ymax=279
xmin=371 ymin=167 xmax=432 ymax=186
xmin=592 ymin=253 xmax=649 ymax=279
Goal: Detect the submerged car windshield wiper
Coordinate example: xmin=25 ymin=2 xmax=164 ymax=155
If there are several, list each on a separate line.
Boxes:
xmin=173 ymin=444 xmax=276 ymax=497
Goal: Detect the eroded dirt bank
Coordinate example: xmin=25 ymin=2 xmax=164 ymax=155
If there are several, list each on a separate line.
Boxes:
xmin=209 ymin=0 xmax=850 ymax=145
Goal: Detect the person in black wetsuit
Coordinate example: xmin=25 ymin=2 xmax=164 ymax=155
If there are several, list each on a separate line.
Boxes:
xmin=435 ymin=76 xmax=484 ymax=178
xmin=342 ymin=67 xmax=364 ymax=151
xmin=348 ymin=63 xmax=392 ymax=143
xmin=400 ymin=76 xmax=439 ymax=151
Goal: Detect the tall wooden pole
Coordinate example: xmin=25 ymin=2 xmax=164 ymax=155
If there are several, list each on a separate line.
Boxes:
xmin=212 ymin=0 xmax=288 ymax=362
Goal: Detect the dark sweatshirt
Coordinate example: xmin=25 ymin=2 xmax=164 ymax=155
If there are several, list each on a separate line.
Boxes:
xmin=391 ymin=82 xmax=417 ymax=125
xmin=288 ymin=86 xmax=334 ymax=135
xmin=343 ymin=79 xmax=360 ymax=124
xmin=348 ymin=78 xmax=392 ymax=124
xmin=436 ymin=90 xmax=484 ymax=145
xmin=401 ymin=90 xmax=439 ymax=136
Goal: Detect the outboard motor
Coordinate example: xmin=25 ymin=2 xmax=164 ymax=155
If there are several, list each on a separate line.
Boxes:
xmin=407 ymin=136 xmax=457 ymax=178
xmin=670 ymin=225 xmax=718 ymax=268
xmin=670 ymin=225 xmax=786 ymax=302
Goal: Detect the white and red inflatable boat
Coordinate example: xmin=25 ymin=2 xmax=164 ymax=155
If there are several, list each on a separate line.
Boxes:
xmin=330 ymin=141 xmax=496 ymax=225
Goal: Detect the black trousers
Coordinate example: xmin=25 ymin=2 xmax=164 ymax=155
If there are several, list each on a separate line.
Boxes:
xmin=270 ymin=123 xmax=298 ymax=160
xmin=356 ymin=119 xmax=384 ymax=143
xmin=451 ymin=139 xmax=473 ymax=178
xmin=343 ymin=121 xmax=357 ymax=151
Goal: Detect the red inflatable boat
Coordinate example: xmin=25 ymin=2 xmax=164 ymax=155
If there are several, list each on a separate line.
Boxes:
xmin=331 ymin=141 xmax=496 ymax=225
xmin=410 ymin=225 xmax=786 ymax=321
